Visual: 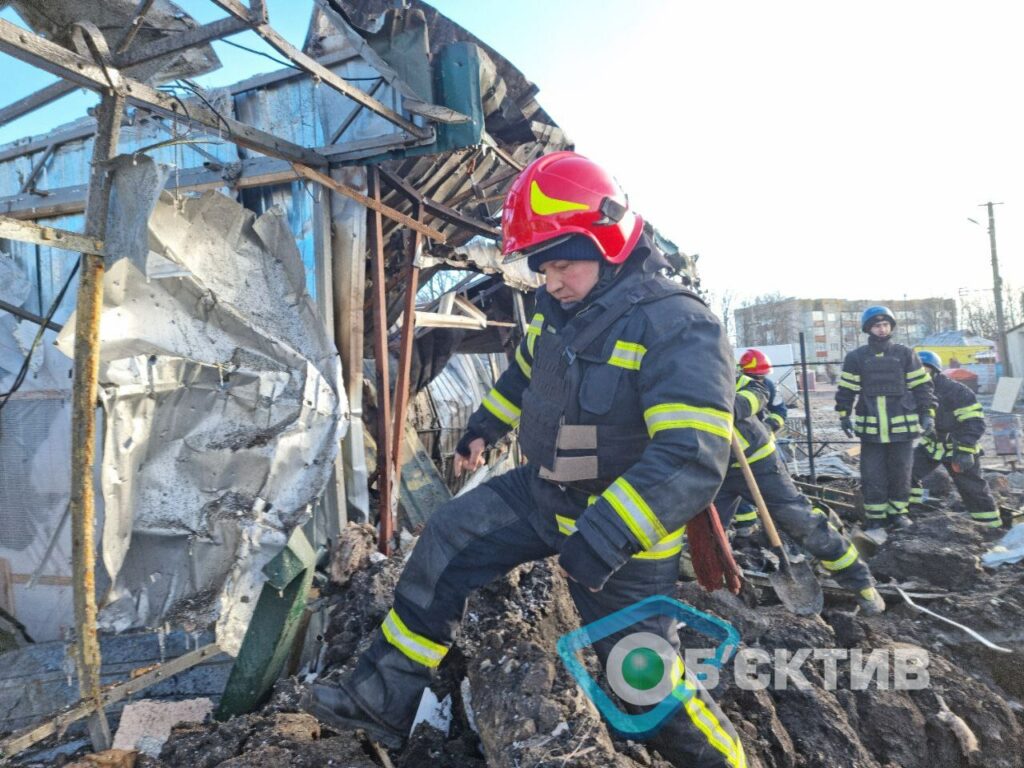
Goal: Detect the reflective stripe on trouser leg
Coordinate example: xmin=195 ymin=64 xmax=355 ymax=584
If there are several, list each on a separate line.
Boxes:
xmin=347 ymin=466 xmax=554 ymax=727
xmin=888 ymin=500 xmax=910 ymax=517
xmin=568 ymin=556 xmax=746 ymax=768
xmin=909 ymin=487 xmax=925 ymax=504
xmin=747 ymin=455 xmax=872 ymax=590
xmin=884 ymin=441 xmax=914 ymax=514
xmin=733 ymin=502 xmax=759 ymax=526
xmin=947 ymin=459 xmax=1000 ymax=524
xmin=859 ymin=442 xmax=890 ymax=519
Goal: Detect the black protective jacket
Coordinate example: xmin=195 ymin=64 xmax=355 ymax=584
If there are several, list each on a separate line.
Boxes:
xmin=920 ymin=372 xmax=986 ymax=460
xmin=834 ymin=336 xmax=935 ymax=443
xmin=466 ymin=236 xmax=735 ymax=569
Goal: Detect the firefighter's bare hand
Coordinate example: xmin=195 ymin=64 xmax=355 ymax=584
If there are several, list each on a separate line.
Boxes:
xmin=454 ymin=437 xmax=486 ymax=477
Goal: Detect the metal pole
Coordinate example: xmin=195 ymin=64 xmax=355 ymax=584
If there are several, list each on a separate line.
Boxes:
xmin=799 ymin=332 xmax=815 ymax=482
xmin=983 ymin=202 xmax=1012 ymax=376
xmin=390 ymin=204 xmax=424 ymax=530
xmin=367 ymin=167 xmax=394 ymax=555
xmin=69 ymin=90 xmax=124 ymax=752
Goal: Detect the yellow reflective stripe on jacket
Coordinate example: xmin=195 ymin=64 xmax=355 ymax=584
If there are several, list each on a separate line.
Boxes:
xmin=633 ymin=527 xmax=685 ymax=559
xmin=515 ymin=344 xmax=532 ymax=378
xmin=731 ymin=434 xmax=776 ymax=466
xmin=876 ymin=396 xmax=889 ymax=442
xmin=526 ymin=313 xmax=544 ymax=356
xmin=381 ymin=609 xmax=448 ymax=668
xmin=955 ymin=403 xmax=984 ymax=421
xmin=821 ymin=543 xmax=859 ymax=572
xmin=838 ymin=371 xmax=861 ymax=391
xmin=556 ymin=515 xmax=683 ymax=560
xmin=602 ymin=477 xmax=668 ymax=549
xmin=644 ymin=403 xmax=733 ymax=440
xmin=673 ymin=678 xmax=746 ymax=768
xmin=906 ymin=367 xmax=930 ymax=388
xmin=608 ymin=340 xmax=646 ymax=370
xmin=738 ymin=388 xmax=761 ymax=414
xmin=482 ymin=388 xmax=521 ymax=426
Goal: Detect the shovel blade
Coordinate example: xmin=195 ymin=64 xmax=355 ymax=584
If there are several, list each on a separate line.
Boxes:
xmin=770 ymin=560 xmax=824 ymax=616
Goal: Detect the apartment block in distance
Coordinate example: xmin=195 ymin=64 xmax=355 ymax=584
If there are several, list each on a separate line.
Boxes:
xmin=734 ymin=297 xmax=957 ymax=362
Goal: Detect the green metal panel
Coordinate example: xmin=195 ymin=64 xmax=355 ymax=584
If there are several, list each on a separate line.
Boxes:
xmin=357 ymin=41 xmax=485 ymax=165
xmin=214 ymin=527 xmax=316 ymax=719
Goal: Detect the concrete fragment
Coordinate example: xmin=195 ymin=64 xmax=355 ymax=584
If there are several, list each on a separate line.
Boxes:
xmin=112 ymin=697 xmax=213 ymax=756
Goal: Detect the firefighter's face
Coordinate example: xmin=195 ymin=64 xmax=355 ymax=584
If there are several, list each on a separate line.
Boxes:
xmin=539 ymin=259 xmax=601 ymax=304
xmin=870 ymin=319 xmax=892 ymax=337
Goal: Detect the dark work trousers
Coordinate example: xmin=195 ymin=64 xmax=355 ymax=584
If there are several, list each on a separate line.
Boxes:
xmin=715 ymin=453 xmax=872 ymax=590
xmin=911 ymin=448 xmax=999 ymax=526
xmin=859 ymin=441 xmax=914 ymax=523
xmin=344 ymin=464 xmax=746 ymax=768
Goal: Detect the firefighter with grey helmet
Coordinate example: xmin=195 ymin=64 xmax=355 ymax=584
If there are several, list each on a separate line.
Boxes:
xmin=835 ymin=306 xmax=936 ymax=531
xmin=302 ymin=151 xmax=748 ymax=767
xmin=910 ymin=350 xmax=1000 ymax=527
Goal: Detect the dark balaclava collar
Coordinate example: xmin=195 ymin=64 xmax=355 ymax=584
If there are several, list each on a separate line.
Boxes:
xmin=867 ymin=330 xmax=892 ymax=351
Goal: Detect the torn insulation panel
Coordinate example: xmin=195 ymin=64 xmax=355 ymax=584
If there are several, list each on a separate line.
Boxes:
xmin=56 ymin=157 xmax=346 ymax=655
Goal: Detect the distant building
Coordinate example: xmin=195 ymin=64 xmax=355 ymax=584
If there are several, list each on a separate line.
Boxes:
xmin=734 ymin=297 xmax=957 ymax=362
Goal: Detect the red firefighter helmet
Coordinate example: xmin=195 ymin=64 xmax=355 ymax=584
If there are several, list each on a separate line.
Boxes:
xmin=501 ymin=151 xmax=644 ymax=265
xmin=739 ymin=349 xmax=772 ymax=376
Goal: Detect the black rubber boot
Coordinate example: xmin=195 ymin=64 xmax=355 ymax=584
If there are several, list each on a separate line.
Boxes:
xmin=300 ymin=681 xmax=408 ymax=749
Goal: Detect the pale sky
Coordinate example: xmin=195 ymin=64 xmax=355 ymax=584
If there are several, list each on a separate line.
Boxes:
xmin=3 ymin=1 xmax=1023 ymax=311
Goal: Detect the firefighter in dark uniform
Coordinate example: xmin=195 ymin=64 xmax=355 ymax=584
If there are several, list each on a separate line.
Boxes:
xmin=731 ymin=349 xmax=788 ymax=534
xmin=910 ymin=350 xmax=1000 ymax=527
xmin=303 ymin=152 xmax=748 ymax=767
xmin=716 ymin=373 xmax=885 ymax=614
xmin=835 ymin=307 xmax=936 ymax=531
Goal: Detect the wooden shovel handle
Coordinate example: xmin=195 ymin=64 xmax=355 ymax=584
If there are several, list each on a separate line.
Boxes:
xmin=730 ymin=434 xmax=785 ymax=550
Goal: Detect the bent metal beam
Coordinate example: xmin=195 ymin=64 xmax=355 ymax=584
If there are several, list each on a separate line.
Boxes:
xmin=0 ymin=18 xmax=326 ymax=169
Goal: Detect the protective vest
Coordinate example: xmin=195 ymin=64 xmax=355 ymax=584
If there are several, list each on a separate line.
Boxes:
xmin=518 ymin=275 xmax=696 ymax=494
xmin=835 ymin=341 xmax=935 ymax=444
xmin=860 ymin=354 xmax=907 ymax=397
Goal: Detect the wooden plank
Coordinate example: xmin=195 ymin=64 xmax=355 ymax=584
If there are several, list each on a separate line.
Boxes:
xmin=291 ymin=163 xmax=446 ymax=242
xmin=377 ymin=166 xmax=500 ymax=239
xmin=0 ymin=559 xmax=13 ymax=615
xmin=368 ymin=167 xmax=395 ymax=555
xmin=0 ymin=81 xmax=77 ymax=129
xmin=69 ymin=90 xmax=122 ymax=753
xmin=0 ymin=644 xmax=222 ymax=759
xmin=0 ymin=216 xmax=103 ymax=254
xmin=114 ymin=0 xmax=158 ymax=55
xmin=208 ymin=0 xmax=430 ymax=139
xmin=115 ymin=15 xmax=250 ymax=69
xmin=0 ymin=18 xmax=327 ymax=168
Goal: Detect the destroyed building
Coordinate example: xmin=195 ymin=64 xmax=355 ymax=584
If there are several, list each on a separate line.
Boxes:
xmin=0 ymin=2 xmax=1023 ymax=768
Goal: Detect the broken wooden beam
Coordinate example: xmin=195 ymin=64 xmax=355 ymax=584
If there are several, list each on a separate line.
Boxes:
xmin=377 ymin=166 xmax=500 ymax=239
xmin=0 ymin=215 xmax=103 ymax=255
xmin=291 ymin=163 xmax=446 ymax=242
xmin=368 ymin=167 xmax=395 ymax=555
xmin=69 ymin=91 xmax=124 ymax=753
xmin=0 ymin=643 xmax=222 ymax=759
xmin=208 ymin=0 xmax=431 ymax=140
xmin=0 ymin=18 xmax=327 ymax=168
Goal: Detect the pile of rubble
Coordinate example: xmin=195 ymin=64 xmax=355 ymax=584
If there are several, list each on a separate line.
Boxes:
xmin=42 ymin=498 xmax=1020 ymax=768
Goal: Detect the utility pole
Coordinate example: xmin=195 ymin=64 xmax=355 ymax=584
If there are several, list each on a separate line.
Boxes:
xmin=981 ymin=202 xmax=1012 ymax=376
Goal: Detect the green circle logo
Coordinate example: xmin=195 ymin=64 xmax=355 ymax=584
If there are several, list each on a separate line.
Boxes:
xmin=606 ymin=632 xmax=684 ymax=706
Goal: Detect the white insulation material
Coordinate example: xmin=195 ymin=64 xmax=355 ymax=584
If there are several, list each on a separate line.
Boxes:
xmin=56 ymin=162 xmax=346 ymax=654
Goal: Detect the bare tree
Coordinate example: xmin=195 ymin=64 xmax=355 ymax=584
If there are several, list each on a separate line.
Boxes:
xmin=706 ymin=288 xmax=737 ymax=344
xmin=736 ymin=293 xmax=798 ymax=346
